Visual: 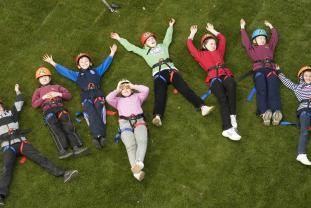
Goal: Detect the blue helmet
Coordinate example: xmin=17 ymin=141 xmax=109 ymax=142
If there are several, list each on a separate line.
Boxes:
xmin=251 ymin=29 xmax=268 ymax=40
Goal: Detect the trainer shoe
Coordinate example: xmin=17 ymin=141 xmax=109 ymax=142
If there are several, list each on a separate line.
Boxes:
xmin=131 ymin=161 xmax=144 ymax=174
xmin=133 ymin=171 xmax=145 ymax=181
xmin=201 ymin=105 xmax=215 ymax=116
xmin=92 ymin=137 xmax=102 ymax=149
xmin=73 ymin=146 xmax=90 ymax=156
xmin=230 ymin=115 xmax=238 ymax=129
xmin=222 ymin=127 xmax=241 ymax=141
xmin=152 ymin=115 xmax=162 ymax=127
xmin=261 ymin=110 xmax=272 ymax=126
xmin=272 ymin=110 xmax=283 ymax=126
xmin=0 ymin=195 xmax=4 ymax=206
xmin=63 ymin=170 xmax=79 ymax=183
xmin=59 ymin=150 xmax=73 ymax=160
xmin=296 ymin=154 xmax=311 ymax=166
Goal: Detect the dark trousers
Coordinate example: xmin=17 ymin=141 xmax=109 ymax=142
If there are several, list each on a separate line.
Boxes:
xmin=45 ymin=110 xmax=83 ymax=153
xmin=210 ymin=76 xmax=236 ymax=130
xmin=254 ymin=68 xmax=281 ymax=115
xmin=82 ymin=97 xmax=106 ymax=138
xmin=153 ymin=70 xmax=204 ymax=117
xmin=0 ymin=142 xmax=64 ymax=197
xmin=298 ymin=111 xmax=311 ymax=154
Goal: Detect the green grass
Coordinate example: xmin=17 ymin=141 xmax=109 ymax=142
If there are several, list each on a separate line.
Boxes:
xmin=0 ymin=0 xmax=311 ymax=207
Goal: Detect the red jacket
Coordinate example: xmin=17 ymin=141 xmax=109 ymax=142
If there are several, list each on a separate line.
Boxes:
xmin=32 ymin=84 xmax=72 ymax=112
xmin=187 ymin=33 xmax=234 ymax=84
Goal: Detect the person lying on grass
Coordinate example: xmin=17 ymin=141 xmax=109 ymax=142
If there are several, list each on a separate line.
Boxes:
xmin=43 ymin=44 xmax=117 ymax=149
xmin=111 ymin=18 xmax=214 ymax=127
xmin=106 ymin=80 xmax=149 ymax=181
xmin=187 ymin=23 xmax=241 ymax=141
xmin=32 ymin=67 xmax=89 ymax=159
xmin=0 ymin=84 xmax=78 ymax=206
xmin=240 ymin=19 xmax=282 ymax=126
xmin=276 ymin=65 xmax=311 ymax=166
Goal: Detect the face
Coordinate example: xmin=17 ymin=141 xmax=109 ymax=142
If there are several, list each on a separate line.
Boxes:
xmin=78 ymin=57 xmax=91 ymax=70
xmin=303 ymin=71 xmax=311 ymax=84
xmin=254 ymin=36 xmax=267 ymax=45
xmin=120 ymin=84 xmax=132 ymax=97
xmin=38 ymin=75 xmax=51 ymax=85
xmin=204 ymin=38 xmax=217 ymax=51
xmin=145 ymin=36 xmax=157 ymax=48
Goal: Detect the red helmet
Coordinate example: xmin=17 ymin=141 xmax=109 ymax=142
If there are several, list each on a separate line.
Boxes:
xmin=201 ymin=34 xmax=216 ymax=46
xmin=35 ymin=67 xmax=52 ymax=79
xmin=75 ymin=53 xmax=91 ymax=66
xmin=140 ymin=32 xmax=156 ymax=46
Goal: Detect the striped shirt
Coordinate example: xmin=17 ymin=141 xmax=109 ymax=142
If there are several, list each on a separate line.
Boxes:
xmin=278 ymin=73 xmax=311 ymax=111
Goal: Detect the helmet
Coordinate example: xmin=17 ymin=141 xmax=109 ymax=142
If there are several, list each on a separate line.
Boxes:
xmin=75 ymin=53 xmax=91 ymax=66
xmin=201 ymin=34 xmax=216 ymax=46
xmin=35 ymin=67 xmax=51 ymax=79
xmin=297 ymin=66 xmax=311 ymax=78
xmin=117 ymin=79 xmax=131 ymax=90
xmin=140 ymin=32 xmax=156 ymax=46
xmin=251 ymin=29 xmax=268 ymax=40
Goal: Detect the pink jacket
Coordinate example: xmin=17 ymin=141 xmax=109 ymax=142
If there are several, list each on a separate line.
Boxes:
xmin=32 ymin=84 xmax=72 ymax=112
xmin=106 ymin=85 xmax=149 ymax=117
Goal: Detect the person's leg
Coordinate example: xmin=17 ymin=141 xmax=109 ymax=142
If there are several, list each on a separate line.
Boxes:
xmin=222 ymin=76 xmax=237 ymax=115
xmin=119 ymin=119 xmax=137 ymax=167
xmin=153 ymin=71 xmax=169 ymax=118
xmin=266 ymin=73 xmax=282 ymax=125
xmin=133 ymin=118 xmax=148 ymax=164
xmin=298 ymin=111 xmax=311 ymax=154
xmin=94 ymin=97 xmax=107 ymax=146
xmin=254 ymin=71 xmax=268 ymax=115
xmin=0 ymin=146 xmax=17 ymax=198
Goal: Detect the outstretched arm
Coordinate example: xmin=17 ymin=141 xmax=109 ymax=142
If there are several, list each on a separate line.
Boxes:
xmin=11 ymin=84 xmax=24 ymax=119
xmin=111 ymin=32 xmax=145 ymax=57
xmin=163 ymin=18 xmax=175 ymax=47
xmin=95 ymin=44 xmax=117 ymax=76
xmin=240 ymin=18 xmax=252 ymax=50
xmin=276 ymin=65 xmax=298 ymax=91
xmin=264 ymin=20 xmax=278 ymax=51
xmin=187 ymin=25 xmax=201 ymax=61
xmin=206 ymin=23 xmax=226 ymax=57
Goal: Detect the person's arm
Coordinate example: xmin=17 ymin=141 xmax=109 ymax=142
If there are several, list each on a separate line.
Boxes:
xmin=105 ymin=90 xmax=119 ymax=109
xmin=278 ymin=72 xmax=298 ymax=91
xmin=131 ymin=85 xmax=149 ymax=102
xmin=266 ymin=22 xmax=278 ymax=51
xmin=111 ymin=32 xmax=146 ymax=57
xmin=163 ymin=18 xmax=175 ymax=47
xmin=95 ymin=44 xmax=117 ymax=76
xmin=58 ymin=86 xmax=72 ymax=101
xmin=11 ymin=84 xmax=24 ymax=119
xmin=31 ymin=89 xmax=44 ymax=108
xmin=215 ymin=33 xmax=226 ymax=58
xmin=240 ymin=19 xmax=252 ymax=50
xmin=187 ymin=25 xmax=201 ymax=60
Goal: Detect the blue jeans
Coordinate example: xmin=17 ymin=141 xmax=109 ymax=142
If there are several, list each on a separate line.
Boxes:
xmin=298 ymin=111 xmax=311 ymax=154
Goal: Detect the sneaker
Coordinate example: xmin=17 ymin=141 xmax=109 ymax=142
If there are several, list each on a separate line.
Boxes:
xmin=99 ymin=136 xmax=107 ymax=147
xmin=152 ymin=115 xmax=162 ymax=127
xmin=201 ymin=105 xmax=215 ymax=116
xmin=92 ymin=138 xmax=102 ymax=149
xmin=0 ymin=195 xmax=5 ymax=206
xmin=133 ymin=171 xmax=145 ymax=181
xmin=63 ymin=170 xmax=79 ymax=183
xmin=261 ymin=110 xmax=272 ymax=126
xmin=296 ymin=154 xmax=311 ymax=166
xmin=230 ymin=115 xmax=238 ymax=129
xmin=131 ymin=161 xmax=144 ymax=174
xmin=58 ymin=150 xmax=73 ymax=160
xmin=222 ymin=127 xmax=241 ymax=141
xmin=272 ymin=110 xmax=283 ymax=126
xmin=73 ymin=146 xmax=90 ymax=156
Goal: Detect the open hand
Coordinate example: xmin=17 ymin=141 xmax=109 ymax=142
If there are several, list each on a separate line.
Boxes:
xmin=206 ymin=23 xmax=214 ymax=31
xmin=240 ymin=18 xmax=246 ymax=29
xmin=110 ymin=32 xmax=120 ymax=40
xmin=190 ymin=25 xmax=198 ymax=34
xmin=264 ymin=20 xmax=273 ymax=29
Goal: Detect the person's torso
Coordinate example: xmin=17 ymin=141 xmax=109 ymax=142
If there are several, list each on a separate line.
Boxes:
xmin=116 ymin=94 xmax=143 ymax=117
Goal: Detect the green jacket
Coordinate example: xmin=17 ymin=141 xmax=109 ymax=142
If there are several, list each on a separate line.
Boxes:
xmin=118 ymin=26 xmax=176 ymax=76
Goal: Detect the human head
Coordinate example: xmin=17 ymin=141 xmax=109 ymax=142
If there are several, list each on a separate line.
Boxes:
xmin=76 ymin=53 xmax=92 ymax=70
xmin=251 ymin=29 xmax=268 ymax=46
xmin=298 ymin=66 xmax=311 ymax=84
xmin=117 ymin=79 xmax=132 ymax=97
xmin=141 ymin=32 xmax=157 ymax=48
xmin=201 ymin=34 xmax=217 ymax=51
xmin=36 ymin=67 xmax=52 ymax=85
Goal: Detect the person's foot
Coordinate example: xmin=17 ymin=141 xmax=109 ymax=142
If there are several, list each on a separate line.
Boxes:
xmin=261 ymin=110 xmax=272 ymax=126
xmin=296 ymin=154 xmax=311 ymax=166
xmin=272 ymin=110 xmax=283 ymax=126
xmin=201 ymin=105 xmax=215 ymax=116
xmin=0 ymin=195 xmax=5 ymax=206
xmin=64 ymin=170 xmax=79 ymax=183
xmin=73 ymin=146 xmax=90 ymax=156
xmin=92 ymin=138 xmax=102 ymax=149
xmin=131 ymin=161 xmax=144 ymax=174
xmin=99 ymin=136 xmax=107 ymax=147
xmin=222 ymin=127 xmax=241 ymax=141
xmin=58 ymin=150 xmax=73 ymax=160
xmin=230 ymin=115 xmax=238 ymax=129
xmin=152 ymin=115 xmax=162 ymax=127
xmin=133 ymin=171 xmax=145 ymax=181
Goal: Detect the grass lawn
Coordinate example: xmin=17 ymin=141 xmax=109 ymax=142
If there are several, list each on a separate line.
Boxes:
xmin=0 ymin=0 xmax=311 ymax=207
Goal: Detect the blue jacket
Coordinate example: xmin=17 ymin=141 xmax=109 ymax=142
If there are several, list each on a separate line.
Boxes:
xmin=55 ymin=56 xmax=113 ymax=101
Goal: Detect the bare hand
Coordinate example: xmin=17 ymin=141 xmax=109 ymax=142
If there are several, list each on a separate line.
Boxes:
xmin=110 ymin=44 xmax=117 ymax=56
xmin=14 ymin=84 xmax=20 ymax=93
xmin=206 ymin=23 xmax=214 ymax=31
xmin=190 ymin=25 xmax=198 ymax=34
xmin=169 ymin=18 xmax=175 ymax=27
xmin=111 ymin=32 xmax=120 ymax=40
xmin=264 ymin=20 xmax=273 ymax=29
xmin=42 ymin=54 xmax=56 ymax=66
xmin=275 ymin=64 xmax=280 ymax=70
xmin=240 ymin=18 xmax=246 ymax=28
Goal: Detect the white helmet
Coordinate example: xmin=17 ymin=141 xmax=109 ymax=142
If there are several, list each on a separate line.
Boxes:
xmin=117 ymin=79 xmax=131 ymax=90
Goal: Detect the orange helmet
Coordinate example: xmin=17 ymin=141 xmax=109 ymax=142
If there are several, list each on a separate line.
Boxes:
xmin=75 ymin=53 xmax=91 ymax=66
xmin=140 ymin=32 xmax=156 ymax=46
xmin=201 ymin=34 xmax=216 ymax=46
xmin=297 ymin=66 xmax=311 ymax=78
xmin=35 ymin=67 xmax=52 ymax=79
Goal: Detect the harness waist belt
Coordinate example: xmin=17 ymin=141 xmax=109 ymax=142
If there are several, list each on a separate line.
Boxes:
xmin=0 ymin=129 xmax=32 ymax=142
xmin=119 ymin=114 xmax=144 ymax=120
xmin=253 ymin=59 xmax=274 ymax=64
xmin=152 ymin=58 xmax=173 ymax=69
xmin=1 ymin=137 xmax=27 ymax=148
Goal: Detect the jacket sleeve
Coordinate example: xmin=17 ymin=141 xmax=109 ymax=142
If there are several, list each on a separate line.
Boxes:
xmin=163 ymin=26 xmax=173 ymax=47
xmin=95 ymin=55 xmax=113 ymax=76
xmin=217 ymin=33 xmax=226 ymax=58
xmin=278 ymin=72 xmax=298 ymax=91
xmin=118 ymin=38 xmax=146 ymax=57
xmin=135 ymin=85 xmax=149 ymax=103
xmin=55 ymin=64 xmax=79 ymax=82
xmin=269 ymin=28 xmax=278 ymax=51
xmin=186 ymin=39 xmax=201 ymax=61
xmin=11 ymin=92 xmax=24 ymax=118
xmin=240 ymin=29 xmax=254 ymax=58
xmin=105 ymin=90 xmax=119 ymax=109
xmin=58 ymin=85 xmax=72 ymax=101
xmin=31 ymin=89 xmax=44 ymax=108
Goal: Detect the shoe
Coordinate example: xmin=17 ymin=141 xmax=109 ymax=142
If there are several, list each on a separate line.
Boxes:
xmin=133 ymin=171 xmax=145 ymax=181
xmin=272 ymin=110 xmax=283 ymax=125
xmin=73 ymin=146 xmax=90 ymax=156
xmin=92 ymin=138 xmax=102 ymax=149
xmin=230 ymin=115 xmax=238 ymax=129
xmin=222 ymin=127 xmax=241 ymax=141
xmin=296 ymin=154 xmax=311 ymax=166
xmin=0 ymin=195 xmax=5 ymax=206
xmin=131 ymin=161 xmax=144 ymax=174
xmin=152 ymin=115 xmax=162 ymax=127
xmin=99 ymin=136 xmax=107 ymax=147
xmin=58 ymin=150 xmax=73 ymax=160
xmin=63 ymin=170 xmax=79 ymax=183
xmin=201 ymin=105 xmax=215 ymax=116
xmin=261 ymin=110 xmax=272 ymax=126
